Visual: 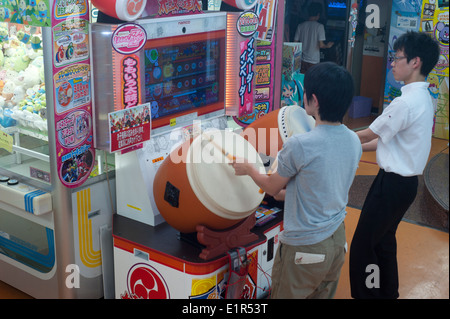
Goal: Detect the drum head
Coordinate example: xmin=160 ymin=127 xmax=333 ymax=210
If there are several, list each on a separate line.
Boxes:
xmin=186 ymin=130 xmax=265 ymax=220
xmin=278 ymin=104 xmax=316 ymax=142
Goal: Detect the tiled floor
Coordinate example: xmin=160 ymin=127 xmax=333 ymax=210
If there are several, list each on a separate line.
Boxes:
xmin=1 ymin=117 xmax=448 ymax=299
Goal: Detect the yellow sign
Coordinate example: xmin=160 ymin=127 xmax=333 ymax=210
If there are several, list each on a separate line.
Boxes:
xmin=420 ymin=0 xmax=449 ymax=139
xmin=0 ymin=130 xmax=13 ymax=153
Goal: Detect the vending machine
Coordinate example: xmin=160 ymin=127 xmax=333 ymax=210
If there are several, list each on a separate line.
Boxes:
xmin=0 ymin=1 xmax=115 ymax=298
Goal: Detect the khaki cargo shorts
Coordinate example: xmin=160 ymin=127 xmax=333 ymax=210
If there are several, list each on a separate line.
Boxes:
xmin=270 ymin=222 xmax=346 ymax=299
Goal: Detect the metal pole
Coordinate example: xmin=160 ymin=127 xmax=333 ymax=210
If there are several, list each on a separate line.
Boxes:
xmin=42 ymin=26 xmax=78 ymax=299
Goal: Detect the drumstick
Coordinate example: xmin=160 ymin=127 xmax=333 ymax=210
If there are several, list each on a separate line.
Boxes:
xmin=259 ymin=157 xmax=278 ymax=193
xmin=202 ymin=133 xmax=236 ymax=161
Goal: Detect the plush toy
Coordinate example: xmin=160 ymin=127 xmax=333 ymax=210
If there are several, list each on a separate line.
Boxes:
xmin=3 ymin=37 xmax=23 ymax=54
xmin=27 ymin=47 xmax=43 ymax=61
xmin=0 ymin=106 xmax=17 ymax=128
xmin=17 ymin=64 xmax=41 ymax=90
xmin=16 ymin=30 xmax=31 ymax=44
xmin=11 ymin=84 xmax=47 ymax=131
xmin=1 ymin=70 xmax=19 ymax=99
xmin=1 ymin=80 xmax=16 ymax=105
xmin=11 ymin=85 xmax=26 ymax=105
xmin=4 ymin=69 xmax=19 ymax=85
xmin=29 ymin=55 xmax=44 ymax=83
xmin=8 ymin=24 xmax=17 ymax=38
xmin=0 ymin=70 xmax=6 ymax=94
xmin=12 ymin=107 xmax=46 ymax=131
xmin=3 ymin=46 xmax=31 ymax=72
xmin=30 ymin=34 xmax=42 ymax=50
xmin=0 ymin=27 xmax=8 ymax=43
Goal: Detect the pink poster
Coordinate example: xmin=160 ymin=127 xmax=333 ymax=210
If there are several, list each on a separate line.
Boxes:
xmin=109 ymin=103 xmax=151 ymax=153
xmin=238 ymin=37 xmax=256 ymax=117
xmin=233 ymin=0 xmax=278 ymax=126
xmin=51 ymin=0 xmax=94 ymax=188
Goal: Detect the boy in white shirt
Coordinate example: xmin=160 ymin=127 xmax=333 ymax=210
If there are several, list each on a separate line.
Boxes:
xmin=349 ymin=31 xmax=440 ymax=299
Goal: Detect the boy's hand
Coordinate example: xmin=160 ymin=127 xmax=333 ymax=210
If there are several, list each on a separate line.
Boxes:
xmin=229 ymin=157 xmax=253 ymax=176
xmin=230 ymin=157 xmax=290 ymax=196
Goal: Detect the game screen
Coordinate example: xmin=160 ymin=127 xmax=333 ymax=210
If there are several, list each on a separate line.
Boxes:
xmin=143 ymin=30 xmax=226 ymax=130
xmin=326 ymin=0 xmax=347 ymax=19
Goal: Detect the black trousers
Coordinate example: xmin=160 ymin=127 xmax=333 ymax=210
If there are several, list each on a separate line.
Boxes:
xmin=349 ymin=169 xmax=418 ymax=299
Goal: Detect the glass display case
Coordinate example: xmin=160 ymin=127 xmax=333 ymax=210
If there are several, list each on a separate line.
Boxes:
xmin=0 ymin=19 xmax=115 ymax=299
xmin=0 ymin=23 xmax=113 ymax=184
xmin=0 ymin=22 xmax=51 ymax=184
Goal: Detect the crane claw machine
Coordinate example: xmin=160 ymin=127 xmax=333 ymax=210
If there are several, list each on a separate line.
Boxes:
xmin=0 ymin=1 xmax=115 ymax=298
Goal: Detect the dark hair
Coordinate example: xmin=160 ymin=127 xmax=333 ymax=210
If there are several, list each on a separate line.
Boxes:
xmin=304 ymin=62 xmax=354 ymax=123
xmin=308 ymin=2 xmax=323 ymax=17
xmin=393 ymin=31 xmax=440 ymax=77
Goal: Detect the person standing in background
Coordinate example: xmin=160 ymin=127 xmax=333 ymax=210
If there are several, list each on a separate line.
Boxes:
xmin=294 ymin=2 xmax=333 ymax=73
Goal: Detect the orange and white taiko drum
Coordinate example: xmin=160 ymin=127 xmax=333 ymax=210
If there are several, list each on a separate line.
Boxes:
xmin=91 ymin=0 xmax=146 ymax=21
xmin=153 ymin=129 xmax=265 ymax=234
xmin=242 ymin=104 xmax=316 ymax=156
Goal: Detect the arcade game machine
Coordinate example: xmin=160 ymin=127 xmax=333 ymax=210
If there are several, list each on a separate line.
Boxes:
xmin=89 ymin=0 xmax=287 ymax=299
xmin=283 ymin=0 xmax=349 ymax=68
xmin=0 ymin=1 xmax=116 ymax=298
xmin=322 ymin=0 xmax=350 ymax=67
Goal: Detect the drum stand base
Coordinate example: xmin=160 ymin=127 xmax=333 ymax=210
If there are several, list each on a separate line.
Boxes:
xmin=196 ymin=214 xmax=259 ymax=260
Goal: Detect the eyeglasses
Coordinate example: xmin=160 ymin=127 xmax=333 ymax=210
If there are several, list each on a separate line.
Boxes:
xmin=389 ymin=55 xmax=407 ymax=63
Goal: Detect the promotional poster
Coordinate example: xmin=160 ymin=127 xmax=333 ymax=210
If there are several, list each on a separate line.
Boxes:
xmin=420 ymin=0 xmax=449 ymax=139
xmin=52 ymin=0 xmax=94 ymax=188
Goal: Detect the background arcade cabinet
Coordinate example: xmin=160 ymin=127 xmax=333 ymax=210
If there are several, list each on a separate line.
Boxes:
xmin=323 ymin=0 xmax=350 ymax=66
xmin=284 ymin=0 xmax=350 ymax=67
xmin=90 ymin=3 xmax=284 ymax=299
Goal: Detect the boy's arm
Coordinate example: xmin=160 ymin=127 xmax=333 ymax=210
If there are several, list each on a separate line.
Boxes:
xmin=319 ymin=40 xmax=334 ymax=49
xmin=230 ymin=161 xmax=290 ymax=196
xmin=356 ymin=127 xmax=379 ymax=145
xmin=273 ymin=189 xmax=286 ymax=201
xmin=361 ymin=138 xmax=378 ymax=152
